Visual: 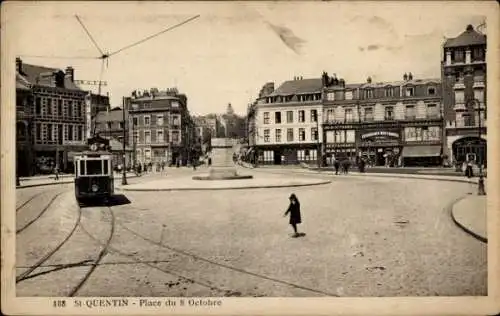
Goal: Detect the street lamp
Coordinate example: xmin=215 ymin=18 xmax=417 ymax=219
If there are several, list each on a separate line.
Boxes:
xmin=467 ymin=99 xmax=485 ymax=195
xmin=121 ymin=98 xmax=128 ymax=185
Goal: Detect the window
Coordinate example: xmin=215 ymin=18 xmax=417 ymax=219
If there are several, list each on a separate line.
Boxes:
xmin=326 ymin=109 xmax=335 ymax=122
xmin=311 ymin=110 xmax=318 ymax=122
xmin=299 ymin=128 xmax=306 ymax=141
xmin=405 ymin=105 xmax=415 ymax=119
xmin=473 ymin=47 xmax=484 ymax=60
xmin=144 ymin=149 xmax=151 ymax=160
xmin=68 ymin=125 xmax=73 ymax=141
xmin=171 ymin=101 xmax=179 ymax=108
xmin=364 ymin=107 xmax=373 ymax=121
xmin=35 ymin=97 xmax=41 ymax=115
xmin=133 ymin=131 xmax=139 ymax=143
xmin=345 ymin=109 xmax=353 ymax=122
xmin=311 ymin=128 xmax=318 ymax=141
xmin=287 ymin=128 xmax=293 ymax=141
xmin=157 ymin=114 xmax=164 ymax=126
xmin=428 ymin=87 xmax=436 ymax=95
xmin=157 ymin=130 xmax=164 ymax=142
xmin=365 ymin=89 xmax=373 ymax=99
xmin=453 ymin=49 xmax=464 ymax=62
xmin=144 ymin=115 xmax=150 ymax=126
xmin=335 ymin=130 xmax=345 ymax=143
xmin=68 ymin=102 xmax=73 ymax=118
xmin=57 ymin=99 xmax=62 ymax=116
xmin=145 ymin=131 xmax=151 ymax=143
xmin=47 ymin=99 xmax=52 ymax=115
xmin=47 ymin=124 xmax=53 ymax=141
xmin=36 ymin=123 xmax=41 ymax=140
xmin=405 ymin=87 xmax=415 ymax=97
xmin=85 ymin=160 xmax=104 ymax=175
xmin=299 ymin=110 xmax=305 ymax=123
xmin=78 ymin=126 xmax=83 ymax=141
xmin=345 ymin=91 xmax=353 ymax=100
xmin=275 ymin=129 xmax=282 ymax=142
xmin=133 ymin=117 xmax=138 ymax=126
xmin=172 ymin=115 xmax=180 ymax=126
xmin=385 ymin=106 xmax=394 ymax=120
xmin=286 ymin=111 xmax=293 ymax=123
xmin=455 ymin=90 xmax=465 ymax=104
xmin=171 ymin=131 xmax=180 ymax=143
xmin=275 ymin=112 xmax=281 ymax=124
xmin=426 ymin=104 xmax=439 ymax=118
xmin=385 ymin=88 xmax=394 ymax=97
xmin=346 ymin=130 xmax=355 ymax=143
xmin=327 ymin=92 xmax=335 ymax=101
xmin=263 ymin=112 xmax=270 ymax=124
xmin=107 ymin=122 xmax=112 ymax=130
xmin=264 ymin=129 xmax=270 ymax=142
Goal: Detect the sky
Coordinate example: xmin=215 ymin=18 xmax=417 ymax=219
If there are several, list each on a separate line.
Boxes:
xmin=5 ymin=1 xmax=494 ymax=116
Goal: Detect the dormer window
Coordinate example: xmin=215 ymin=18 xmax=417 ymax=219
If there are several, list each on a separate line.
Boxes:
xmin=428 ymin=87 xmax=436 ymax=96
xmin=365 ymin=89 xmax=373 ymax=99
xmin=405 ymin=87 xmax=415 ymax=97
xmin=453 ymin=49 xmax=464 ymax=63
xmin=385 ymin=87 xmax=394 ymax=97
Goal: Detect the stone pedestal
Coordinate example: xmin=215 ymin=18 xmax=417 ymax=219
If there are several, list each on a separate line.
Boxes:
xmin=193 ymin=138 xmax=253 ymax=180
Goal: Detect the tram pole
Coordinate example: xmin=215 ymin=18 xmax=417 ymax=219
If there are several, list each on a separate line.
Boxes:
xmin=468 ymin=99 xmax=485 ymax=195
xmin=121 ymin=98 xmax=128 ymax=185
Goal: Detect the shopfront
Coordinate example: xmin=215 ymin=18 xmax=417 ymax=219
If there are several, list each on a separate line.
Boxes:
xmin=358 ymin=130 xmax=402 ymax=167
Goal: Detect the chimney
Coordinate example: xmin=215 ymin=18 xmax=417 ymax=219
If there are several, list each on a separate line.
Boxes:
xmin=408 ymin=72 xmax=413 ymax=80
xmin=466 ymin=24 xmax=474 ymax=32
xmin=16 ymin=57 xmax=22 ymax=73
xmin=65 ymin=66 xmax=74 ymax=82
xmin=367 ymin=76 xmax=372 ymax=84
xmin=403 ymin=73 xmax=408 ymax=81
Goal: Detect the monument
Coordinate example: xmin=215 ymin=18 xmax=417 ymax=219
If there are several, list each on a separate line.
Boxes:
xmin=193 ymin=138 xmax=253 ymax=180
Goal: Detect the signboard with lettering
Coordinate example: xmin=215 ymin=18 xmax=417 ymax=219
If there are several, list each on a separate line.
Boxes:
xmin=361 ymin=131 xmax=400 ymax=139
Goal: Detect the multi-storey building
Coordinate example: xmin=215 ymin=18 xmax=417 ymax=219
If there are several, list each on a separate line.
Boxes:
xmin=253 ymin=77 xmax=324 ymax=165
xmin=126 ymin=88 xmax=193 ymax=166
xmin=15 ymin=57 xmax=88 ymax=174
xmin=322 ymin=73 xmax=443 ymax=167
xmin=442 ymin=24 xmax=487 ymax=167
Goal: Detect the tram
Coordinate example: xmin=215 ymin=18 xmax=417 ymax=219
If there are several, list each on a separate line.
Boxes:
xmin=74 ymin=136 xmax=114 ymax=204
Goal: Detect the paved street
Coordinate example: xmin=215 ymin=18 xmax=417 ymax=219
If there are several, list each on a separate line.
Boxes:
xmin=15 ymin=167 xmax=487 ymax=297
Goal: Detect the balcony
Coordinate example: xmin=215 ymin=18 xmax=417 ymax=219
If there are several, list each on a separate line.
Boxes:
xmin=453 ymin=103 xmax=467 ymax=111
xmin=473 ymin=80 xmax=485 ymax=88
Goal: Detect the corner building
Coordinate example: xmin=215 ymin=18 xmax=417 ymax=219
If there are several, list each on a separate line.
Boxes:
xmin=442 ymin=24 xmax=487 ymax=167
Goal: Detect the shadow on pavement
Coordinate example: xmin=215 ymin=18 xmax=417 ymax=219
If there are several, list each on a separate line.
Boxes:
xmin=79 ymin=194 xmax=131 ymax=208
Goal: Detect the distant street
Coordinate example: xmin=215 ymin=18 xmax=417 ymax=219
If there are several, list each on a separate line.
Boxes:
xmin=16 ymin=167 xmax=486 ymax=297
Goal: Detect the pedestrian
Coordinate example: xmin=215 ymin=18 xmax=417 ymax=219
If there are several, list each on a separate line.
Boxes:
xmin=283 ymin=193 xmax=302 ymax=238
xmin=208 ymin=157 xmax=212 ymax=167
xmin=465 ymin=159 xmax=473 ymax=178
xmin=333 ymin=159 xmax=340 ymax=175
xmin=54 ymin=164 xmax=59 ymax=181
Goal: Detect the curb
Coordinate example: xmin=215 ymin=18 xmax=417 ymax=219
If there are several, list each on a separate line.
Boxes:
xmin=16 ymin=175 xmax=139 ymax=189
xmin=450 ymin=195 xmax=487 ymax=243
xmin=120 ymin=180 xmax=331 ymax=192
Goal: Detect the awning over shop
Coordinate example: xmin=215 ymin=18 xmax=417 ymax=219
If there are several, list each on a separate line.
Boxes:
xmin=402 ymin=145 xmax=441 ymax=158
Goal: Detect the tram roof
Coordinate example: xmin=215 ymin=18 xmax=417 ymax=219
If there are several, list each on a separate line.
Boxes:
xmin=76 ymin=151 xmax=113 ymax=157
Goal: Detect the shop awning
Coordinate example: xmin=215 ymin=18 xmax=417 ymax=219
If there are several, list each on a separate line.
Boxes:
xmin=402 ymin=145 xmax=441 ymax=158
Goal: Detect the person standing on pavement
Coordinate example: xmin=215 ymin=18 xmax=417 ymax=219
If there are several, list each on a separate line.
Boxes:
xmin=333 ymin=159 xmax=340 ymax=175
xmin=54 ymin=163 xmax=59 ymax=180
xmin=284 ymin=193 xmax=302 ymax=238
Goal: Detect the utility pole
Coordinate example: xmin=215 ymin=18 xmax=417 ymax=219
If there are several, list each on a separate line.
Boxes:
xmin=121 ymin=97 xmax=128 ymax=185
xmin=472 ymin=99 xmax=486 ymax=195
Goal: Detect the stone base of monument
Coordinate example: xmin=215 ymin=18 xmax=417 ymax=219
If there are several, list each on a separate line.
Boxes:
xmin=192 ymin=138 xmax=253 ymax=181
xmin=192 ymin=167 xmax=253 ymax=181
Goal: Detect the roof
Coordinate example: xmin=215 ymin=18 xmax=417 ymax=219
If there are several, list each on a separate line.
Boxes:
xmin=360 ymin=78 xmax=440 ymax=88
xmin=269 ymin=78 xmax=323 ymax=96
xmin=95 ymin=108 xmax=127 ymax=122
xmin=444 ymin=24 xmax=486 ymax=48
xmin=18 ymin=63 xmax=82 ymax=91
xmin=16 ymin=73 xmax=31 ymax=90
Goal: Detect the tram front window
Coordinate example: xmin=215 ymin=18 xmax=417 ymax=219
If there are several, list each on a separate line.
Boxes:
xmin=86 ymin=160 xmax=103 ymax=175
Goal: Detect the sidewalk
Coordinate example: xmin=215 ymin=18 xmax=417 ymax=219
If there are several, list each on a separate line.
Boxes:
xmin=451 ymin=195 xmax=487 ymax=242
xmin=16 ymin=172 xmax=139 ymax=189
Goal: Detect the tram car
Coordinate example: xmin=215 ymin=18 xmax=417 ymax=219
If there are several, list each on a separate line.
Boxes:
xmin=74 ymin=136 xmax=114 ymax=204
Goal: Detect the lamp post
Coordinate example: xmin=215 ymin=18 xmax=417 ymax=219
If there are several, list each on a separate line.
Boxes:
xmin=468 ymin=99 xmax=485 ymax=195
xmin=121 ymin=98 xmax=128 ymax=185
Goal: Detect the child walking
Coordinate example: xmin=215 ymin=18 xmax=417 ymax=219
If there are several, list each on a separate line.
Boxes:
xmin=284 ymin=193 xmax=302 ymax=238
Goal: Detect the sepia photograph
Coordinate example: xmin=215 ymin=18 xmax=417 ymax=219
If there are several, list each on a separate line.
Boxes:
xmin=1 ymin=1 xmax=499 ymax=315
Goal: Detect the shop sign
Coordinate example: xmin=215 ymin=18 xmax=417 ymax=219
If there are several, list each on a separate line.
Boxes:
xmin=362 ymin=131 xmax=399 ymax=139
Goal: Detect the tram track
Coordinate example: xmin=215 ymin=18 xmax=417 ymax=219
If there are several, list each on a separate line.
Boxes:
xmin=16 ymin=190 xmax=68 ymax=234
xmin=16 ymin=192 xmax=45 ymax=212
xmin=16 ymin=197 xmax=83 ymax=283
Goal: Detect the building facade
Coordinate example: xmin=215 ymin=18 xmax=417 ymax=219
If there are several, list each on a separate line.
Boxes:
xmin=253 ymin=77 xmax=324 ymax=165
xmin=322 ymin=72 xmax=443 ymax=167
xmin=126 ymin=88 xmax=193 ymax=166
xmin=442 ymin=24 xmax=487 ymax=167
xmin=15 ymin=58 xmax=88 ymax=174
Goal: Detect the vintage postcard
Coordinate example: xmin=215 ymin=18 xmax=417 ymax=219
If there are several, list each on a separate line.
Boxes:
xmin=1 ymin=1 xmax=499 ymax=315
